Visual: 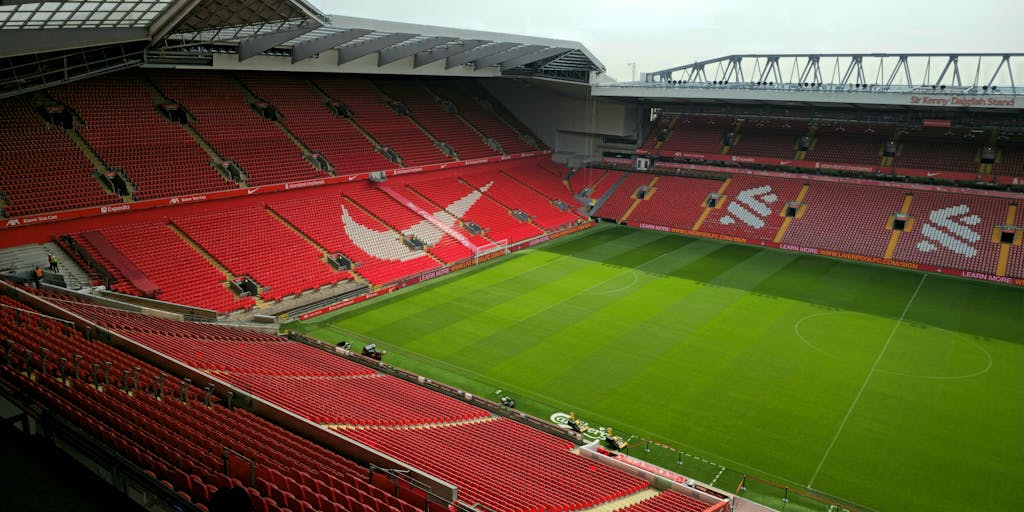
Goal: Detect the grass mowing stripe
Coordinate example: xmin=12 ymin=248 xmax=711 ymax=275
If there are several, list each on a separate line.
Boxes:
xmin=807 ymin=273 xmax=928 ymax=488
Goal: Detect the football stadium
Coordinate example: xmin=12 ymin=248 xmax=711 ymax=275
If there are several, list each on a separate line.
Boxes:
xmin=0 ymin=1 xmax=1021 ymax=512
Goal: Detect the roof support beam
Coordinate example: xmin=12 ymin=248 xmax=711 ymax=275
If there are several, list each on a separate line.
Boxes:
xmin=446 ymin=42 xmax=518 ymax=69
xmin=473 ymin=44 xmax=545 ymax=70
xmin=291 ymin=28 xmax=372 ymax=62
xmin=499 ymin=46 xmax=568 ymax=71
xmin=238 ymin=19 xmax=319 ymax=61
xmin=0 ymin=27 xmax=149 ymax=58
xmin=413 ymin=40 xmax=486 ymax=68
xmin=378 ymin=36 xmax=455 ymax=66
xmin=338 ymin=32 xmax=416 ymax=65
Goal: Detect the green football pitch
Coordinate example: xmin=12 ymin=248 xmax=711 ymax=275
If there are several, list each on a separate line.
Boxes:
xmin=288 ymin=224 xmax=1024 ymax=512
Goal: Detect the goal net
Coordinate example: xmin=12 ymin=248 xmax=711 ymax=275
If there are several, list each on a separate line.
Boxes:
xmin=473 ymin=239 xmax=509 ymax=264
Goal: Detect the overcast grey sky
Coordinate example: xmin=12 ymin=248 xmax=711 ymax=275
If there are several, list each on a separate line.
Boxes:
xmin=315 ymin=0 xmax=1023 ymax=82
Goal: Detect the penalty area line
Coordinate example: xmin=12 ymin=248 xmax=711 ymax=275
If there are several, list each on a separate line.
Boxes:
xmin=806 ymin=273 xmax=927 ymax=488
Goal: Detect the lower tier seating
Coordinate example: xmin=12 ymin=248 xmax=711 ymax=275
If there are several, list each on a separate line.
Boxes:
xmin=343 ymin=419 xmax=649 ymax=512
xmin=221 ymin=373 xmax=490 ymax=427
xmin=626 ymin=176 xmax=725 ymax=229
xmin=267 ymin=188 xmax=441 ymax=285
xmin=89 ymin=221 xmax=254 ymax=313
xmin=0 ymin=294 xmax=423 ymax=512
xmin=892 ymin=192 xmax=1007 ymax=275
xmin=700 ymin=176 xmax=806 ymax=239
xmin=612 ymin=490 xmax=709 ymax=512
xmin=597 ymin=173 xmax=659 ymax=220
xmin=781 ymin=182 xmax=906 ymax=257
xmin=171 ymin=206 xmax=349 ymax=301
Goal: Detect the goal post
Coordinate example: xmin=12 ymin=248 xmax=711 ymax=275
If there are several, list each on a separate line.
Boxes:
xmin=473 ymin=238 xmax=509 ymax=264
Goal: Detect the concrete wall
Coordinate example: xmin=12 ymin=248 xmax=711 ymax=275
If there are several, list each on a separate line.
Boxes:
xmin=480 ymin=78 xmax=639 ymax=159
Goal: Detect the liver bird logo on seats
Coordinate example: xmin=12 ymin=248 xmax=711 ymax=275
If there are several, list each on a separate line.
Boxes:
xmin=916 ymin=204 xmax=981 ymax=258
xmin=720 ymin=185 xmax=777 ymax=229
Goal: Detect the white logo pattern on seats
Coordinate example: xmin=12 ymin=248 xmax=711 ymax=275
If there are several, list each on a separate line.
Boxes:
xmin=720 ymin=185 xmax=777 ymax=229
xmin=915 ymin=204 xmax=981 ymax=258
xmin=341 ymin=182 xmax=492 ymax=261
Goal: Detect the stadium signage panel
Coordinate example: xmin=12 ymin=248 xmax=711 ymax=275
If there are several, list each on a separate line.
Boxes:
xmin=910 ymin=95 xmax=1017 ymax=108
xmin=0 ymin=151 xmax=552 ymax=231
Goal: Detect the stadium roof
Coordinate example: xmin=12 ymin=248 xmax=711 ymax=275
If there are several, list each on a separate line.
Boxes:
xmin=594 ymin=53 xmax=1024 ymax=111
xmin=0 ymin=0 xmax=603 ymax=99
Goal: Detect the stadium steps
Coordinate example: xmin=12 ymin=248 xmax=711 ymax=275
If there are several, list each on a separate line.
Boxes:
xmin=137 ymin=72 xmax=243 ymax=188
xmin=422 ymin=83 xmax=508 ymax=155
xmin=0 ymin=243 xmax=90 ymax=290
xmin=772 ymin=183 xmax=811 ymax=243
xmin=692 ymin=178 xmax=732 ymax=231
xmin=653 ymin=115 xmax=681 ymax=150
xmin=231 ymin=74 xmax=330 ymax=177
xmin=884 ymin=193 xmax=915 ymax=259
xmin=305 ymin=78 xmax=399 ymax=167
xmin=165 ymin=222 xmax=242 ymax=295
xmin=63 ymin=127 xmax=133 ymax=199
xmin=619 ymin=176 xmax=659 ymax=223
xmin=590 ymin=487 xmax=662 ymax=512
xmin=457 ymin=177 xmax=546 ymax=233
xmin=997 ymin=203 xmax=1017 ymax=276
xmin=474 ymin=93 xmax=541 ymax=151
xmin=139 ymin=74 xmax=242 ymax=186
xmin=369 ymin=79 xmax=456 ymax=160
xmin=588 ymin=172 xmax=631 ymax=217
xmin=401 ymin=185 xmax=500 ymax=245
xmin=264 ymin=207 xmax=369 ymax=286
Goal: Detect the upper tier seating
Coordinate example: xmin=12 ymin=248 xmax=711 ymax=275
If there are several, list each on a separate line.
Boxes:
xmin=781 ymin=182 xmax=906 ymax=257
xmin=699 ymin=176 xmax=806 ymax=239
xmin=148 ymin=70 xmax=325 ymax=187
xmin=992 ymin=136 xmax=1024 ymax=177
xmin=344 ymin=418 xmax=649 ymax=512
xmin=893 ymin=192 xmax=1007 ymax=275
xmin=407 ymin=176 xmax=544 ymax=244
xmin=639 ymin=115 xmax=674 ymax=151
xmin=267 ymin=188 xmax=441 ymax=285
xmin=314 ymin=76 xmax=452 ymax=167
xmin=596 ymin=173 xmax=659 ymax=220
xmin=52 ymin=72 xmax=234 ymax=201
xmin=730 ymin=119 xmax=809 ymax=159
xmin=171 ymin=206 xmax=349 ymax=301
xmin=0 ymin=96 xmax=117 ymax=217
xmin=893 ymin=130 xmax=980 ymax=173
xmin=374 ymin=78 xmax=497 ymax=160
xmin=806 ymin=125 xmax=888 ymax=166
xmin=92 ymin=220 xmax=255 ymax=314
xmin=0 ymin=295 xmax=424 ymax=512
xmin=612 ymin=490 xmax=709 ymax=512
xmin=626 ymin=176 xmax=725 ymax=229
xmin=237 ymin=72 xmax=396 ymax=175
xmin=658 ymin=116 xmax=729 ymax=155
xmin=428 ymin=81 xmax=538 ymax=154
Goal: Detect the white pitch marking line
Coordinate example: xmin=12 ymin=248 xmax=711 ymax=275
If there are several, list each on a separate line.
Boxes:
xmin=807 ymin=273 xmax=927 ymax=488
